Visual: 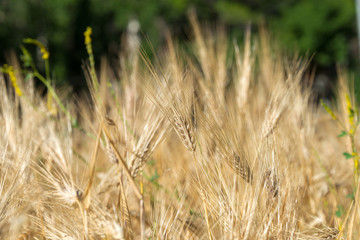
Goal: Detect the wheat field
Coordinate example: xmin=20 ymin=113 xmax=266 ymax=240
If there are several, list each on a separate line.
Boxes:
xmin=0 ymin=17 xmax=359 ymax=239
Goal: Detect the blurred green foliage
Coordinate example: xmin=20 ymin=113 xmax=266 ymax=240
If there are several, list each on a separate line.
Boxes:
xmin=0 ymin=0 xmax=357 ymax=90
xmin=271 ymin=0 xmax=355 ymax=66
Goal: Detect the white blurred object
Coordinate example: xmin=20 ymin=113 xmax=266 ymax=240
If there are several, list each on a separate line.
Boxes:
xmin=126 ymin=19 xmax=140 ymax=62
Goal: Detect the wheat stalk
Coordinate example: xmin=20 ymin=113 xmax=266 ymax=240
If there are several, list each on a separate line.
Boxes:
xmin=128 ymin=112 xmax=168 ymax=177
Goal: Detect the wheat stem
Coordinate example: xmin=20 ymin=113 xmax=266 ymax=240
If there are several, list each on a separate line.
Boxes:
xmin=82 ymin=120 xmax=103 ymax=209
xmin=103 ymin=124 xmax=142 ymax=200
xmin=192 ymin=153 xmax=212 ymax=240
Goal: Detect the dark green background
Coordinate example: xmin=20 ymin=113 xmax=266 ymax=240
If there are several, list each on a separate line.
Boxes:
xmin=0 ymin=0 xmax=358 ymax=94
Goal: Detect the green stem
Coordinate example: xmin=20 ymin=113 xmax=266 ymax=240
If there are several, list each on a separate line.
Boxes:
xmin=34 ymin=71 xmax=96 ymax=139
xmin=350 ymin=134 xmax=359 ymax=187
xmin=34 ymin=71 xmax=72 ymax=121
xmin=45 ymin=59 xmax=50 ymax=82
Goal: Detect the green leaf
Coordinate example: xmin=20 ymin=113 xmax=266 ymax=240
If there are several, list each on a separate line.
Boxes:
xmin=147 ymin=159 xmax=155 ymax=166
xmin=20 ymin=45 xmax=33 ymax=68
xmin=189 ymin=209 xmax=201 ymax=217
xmin=346 ymin=193 xmax=355 ymax=200
xmin=150 ymin=170 xmax=159 ymax=182
xmin=343 ymin=152 xmax=353 ymax=159
xmin=338 ymin=131 xmax=348 ymax=137
xmin=335 ymin=205 xmax=344 ymax=217
xmin=71 ymin=119 xmax=79 ymax=128
xmin=24 ymin=72 xmax=34 ymax=82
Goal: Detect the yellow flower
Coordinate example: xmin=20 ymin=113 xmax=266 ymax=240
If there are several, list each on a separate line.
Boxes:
xmin=320 ymin=99 xmax=336 ymax=120
xmin=84 ymin=27 xmax=92 ymax=45
xmin=41 ymin=48 xmax=50 ymax=60
xmin=345 ymin=94 xmax=354 ymax=126
xmin=3 ymin=64 xmax=22 ymax=96
xmin=23 ymin=38 xmax=50 ymax=60
xmin=83 ymin=26 xmax=97 ymax=90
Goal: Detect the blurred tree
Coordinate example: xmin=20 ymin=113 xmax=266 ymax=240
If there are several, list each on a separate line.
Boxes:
xmin=0 ymin=0 xmax=357 ymax=91
xmin=271 ymin=0 xmax=355 ymax=67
